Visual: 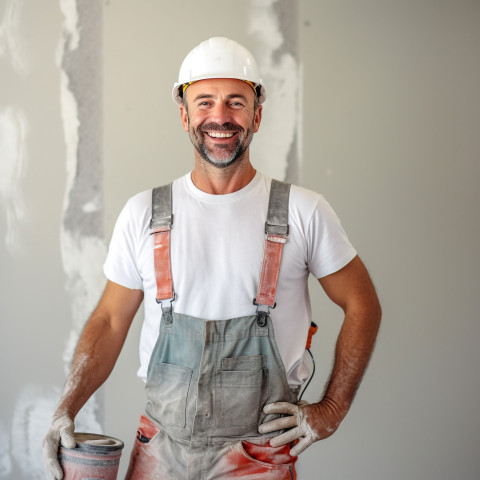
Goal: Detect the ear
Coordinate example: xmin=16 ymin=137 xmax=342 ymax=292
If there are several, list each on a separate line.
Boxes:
xmin=253 ymin=104 xmax=262 ymax=133
xmin=180 ymin=103 xmax=189 ymax=132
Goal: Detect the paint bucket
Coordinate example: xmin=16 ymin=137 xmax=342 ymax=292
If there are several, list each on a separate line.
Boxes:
xmin=59 ymin=432 xmax=124 ymax=480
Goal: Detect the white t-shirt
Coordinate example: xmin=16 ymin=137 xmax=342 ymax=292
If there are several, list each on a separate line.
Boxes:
xmin=104 ymin=172 xmax=356 ymax=386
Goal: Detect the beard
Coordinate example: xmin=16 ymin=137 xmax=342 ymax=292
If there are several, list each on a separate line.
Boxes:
xmin=188 ymin=121 xmax=254 ymax=169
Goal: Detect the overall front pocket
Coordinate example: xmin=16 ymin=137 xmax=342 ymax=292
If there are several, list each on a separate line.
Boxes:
xmin=215 ymin=355 xmax=267 ymax=427
xmin=145 ymin=362 xmax=192 ymax=428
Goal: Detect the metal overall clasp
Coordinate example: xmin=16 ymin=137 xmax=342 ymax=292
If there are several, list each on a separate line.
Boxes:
xmin=253 ymin=298 xmax=276 ymax=327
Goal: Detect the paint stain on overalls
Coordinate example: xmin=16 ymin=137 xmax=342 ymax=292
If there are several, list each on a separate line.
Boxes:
xmin=125 ymin=180 xmax=298 ymax=480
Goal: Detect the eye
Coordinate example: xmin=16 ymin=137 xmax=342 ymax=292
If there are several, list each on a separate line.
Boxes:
xmin=230 ymin=100 xmax=245 ymax=108
xmin=197 ymin=101 xmax=212 ymax=108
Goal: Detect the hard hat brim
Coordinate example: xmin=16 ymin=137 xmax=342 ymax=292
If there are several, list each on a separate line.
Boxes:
xmin=172 ymin=78 xmax=266 ymax=105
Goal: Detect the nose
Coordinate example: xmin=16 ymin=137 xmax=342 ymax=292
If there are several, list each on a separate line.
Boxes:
xmin=209 ymin=102 xmax=233 ymax=125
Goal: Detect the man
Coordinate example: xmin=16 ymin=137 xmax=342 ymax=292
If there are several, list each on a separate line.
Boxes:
xmin=43 ymin=37 xmax=381 ymax=479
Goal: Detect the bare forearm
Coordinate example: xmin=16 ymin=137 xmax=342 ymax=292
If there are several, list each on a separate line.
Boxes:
xmin=318 ymin=257 xmax=382 ymax=415
xmin=55 ymin=313 xmax=128 ymax=419
xmin=53 ymin=282 xmax=142 ymax=419
xmin=322 ymin=304 xmax=381 ymax=418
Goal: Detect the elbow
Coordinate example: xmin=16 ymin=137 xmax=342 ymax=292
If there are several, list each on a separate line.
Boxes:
xmin=370 ymin=295 xmax=382 ymax=335
xmin=374 ymin=295 xmax=382 ymax=323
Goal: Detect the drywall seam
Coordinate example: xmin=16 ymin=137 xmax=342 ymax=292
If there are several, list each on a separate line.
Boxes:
xmin=56 ymin=0 xmax=105 ymax=427
xmin=247 ymin=0 xmax=301 ymax=183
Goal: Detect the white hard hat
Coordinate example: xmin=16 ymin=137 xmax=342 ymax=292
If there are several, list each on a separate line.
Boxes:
xmin=172 ymin=37 xmax=266 ymax=104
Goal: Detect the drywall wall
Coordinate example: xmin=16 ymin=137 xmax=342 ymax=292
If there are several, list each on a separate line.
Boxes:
xmin=1 ymin=1 xmax=479 ymax=479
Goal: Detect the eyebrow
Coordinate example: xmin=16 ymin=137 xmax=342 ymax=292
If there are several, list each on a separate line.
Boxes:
xmin=192 ymin=93 xmax=250 ymax=103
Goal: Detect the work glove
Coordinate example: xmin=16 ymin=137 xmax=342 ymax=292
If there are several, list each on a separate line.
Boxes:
xmin=42 ymin=413 xmax=76 ymax=479
xmin=258 ymin=400 xmax=344 ymax=456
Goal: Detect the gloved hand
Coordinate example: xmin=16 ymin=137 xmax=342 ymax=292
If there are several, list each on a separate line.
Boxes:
xmin=258 ymin=400 xmax=345 ymax=456
xmin=42 ymin=413 xmax=76 ymax=479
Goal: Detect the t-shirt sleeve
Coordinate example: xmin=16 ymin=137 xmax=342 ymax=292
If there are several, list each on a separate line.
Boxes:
xmin=103 ymin=198 xmax=145 ymax=290
xmin=307 ymin=195 xmax=357 ymax=279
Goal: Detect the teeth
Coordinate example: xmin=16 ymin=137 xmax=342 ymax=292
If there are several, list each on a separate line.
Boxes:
xmin=207 ymin=132 xmax=234 ymax=138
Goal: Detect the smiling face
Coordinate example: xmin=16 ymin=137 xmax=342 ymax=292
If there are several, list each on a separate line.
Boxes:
xmin=180 ymin=78 xmax=262 ymax=169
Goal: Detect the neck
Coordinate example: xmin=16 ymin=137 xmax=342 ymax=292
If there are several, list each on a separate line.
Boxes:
xmin=190 ymin=151 xmax=256 ymax=194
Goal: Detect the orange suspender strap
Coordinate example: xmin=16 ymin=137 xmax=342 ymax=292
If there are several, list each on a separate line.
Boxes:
xmin=255 ymin=234 xmax=287 ymax=306
xmin=152 ymin=226 xmax=173 ymax=300
xmin=255 ymin=180 xmax=291 ymax=308
xmin=151 ymin=184 xmax=174 ymax=304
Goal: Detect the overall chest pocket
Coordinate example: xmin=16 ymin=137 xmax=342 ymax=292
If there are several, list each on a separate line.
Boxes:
xmin=146 ymin=362 xmax=193 ymax=428
xmin=215 ymin=355 xmax=267 ymax=427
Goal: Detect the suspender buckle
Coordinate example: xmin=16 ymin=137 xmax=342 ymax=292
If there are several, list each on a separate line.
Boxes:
xmin=265 ymin=222 xmax=289 ymax=236
xmin=158 ymin=295 xmax=176 ymax=324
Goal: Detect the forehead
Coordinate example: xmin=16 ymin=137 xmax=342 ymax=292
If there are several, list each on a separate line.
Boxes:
xmin=185 ymin=78 xmax=255 ymax=102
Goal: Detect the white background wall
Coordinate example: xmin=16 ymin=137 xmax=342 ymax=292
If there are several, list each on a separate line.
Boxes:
xmin=1 ymin=1 xmax=479 ymax=479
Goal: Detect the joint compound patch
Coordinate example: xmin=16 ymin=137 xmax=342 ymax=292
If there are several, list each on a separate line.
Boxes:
xmin=0 ymin=107 xmax=28 ymax=255
xmin=0 ymin=0 xmax=30 ymax=74
xmin=247 ymin=0 xmax=302 ymax=182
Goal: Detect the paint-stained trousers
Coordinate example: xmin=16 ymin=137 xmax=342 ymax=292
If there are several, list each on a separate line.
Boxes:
xmin=125 ymin=312 xmax=298 ymax=479
xmin=126 ymin=415 xmax=296 ymax=479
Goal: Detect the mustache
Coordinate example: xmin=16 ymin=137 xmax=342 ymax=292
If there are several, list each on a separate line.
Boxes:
xmin=200 ymin=122 xmax=243 ymax=132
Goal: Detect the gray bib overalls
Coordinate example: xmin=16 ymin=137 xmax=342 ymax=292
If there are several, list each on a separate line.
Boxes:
xmin=125 ymin=180 xmax=299 ymax=479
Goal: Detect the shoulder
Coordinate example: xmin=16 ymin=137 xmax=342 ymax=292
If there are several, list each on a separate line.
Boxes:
xmin=289 ymin=183 xmax=323 ymax=206
xmin=126 ymin=188 xmax=152 ymax=209
xmin=288 ymin=182 xmax=335 ymax=222
xmin=256 ymin=175 xmax=336 ymax=224
xmin=117 ymin=189 xmax=152 ymax=229
xmin=124 ymin=174 xmax=188 ymax=215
